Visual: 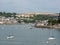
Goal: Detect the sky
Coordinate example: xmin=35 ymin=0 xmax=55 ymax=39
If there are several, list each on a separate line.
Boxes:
xmin=0 ymin=0 xmax=60 ymax=13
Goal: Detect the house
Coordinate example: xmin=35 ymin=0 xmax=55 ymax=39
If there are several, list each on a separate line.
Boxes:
xmin=35 ymin=20 xmax=48 ymax=27
xmin=16 ymin=14 xmax=34 ymax=18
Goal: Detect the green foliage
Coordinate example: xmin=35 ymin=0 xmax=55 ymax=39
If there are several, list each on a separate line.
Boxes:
xmin=23 ymin=19 xmax=35 ymax=23
xmin=32 ymin=14 xmax=53 ymax=20
xmin=0 ymin=12 xmax=16 ymax=17
xmin=58 ymin=13 xmax=60 ymax=23
xmin=48 ymin=18 xmax=58 ymax=25
xmin=17 ymin=20 xmax=21 ymax=23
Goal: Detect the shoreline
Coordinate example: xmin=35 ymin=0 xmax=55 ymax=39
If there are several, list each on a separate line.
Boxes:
xmin=34 ymin=25 xmax=60 ymax=29
xmin=0 ymin=23 xmax=60 ymax=29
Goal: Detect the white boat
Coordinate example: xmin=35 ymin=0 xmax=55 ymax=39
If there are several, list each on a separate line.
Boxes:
xmin=48 ymin=37 xmax=56 ymax=40
xmin=7 ymin=35 xmax=14 ymax=39
xmin=48 ymin=28 xmax=56 ymax=40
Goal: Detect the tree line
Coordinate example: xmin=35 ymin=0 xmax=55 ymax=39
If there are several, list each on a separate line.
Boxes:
xmin=0 ymin=12 xmax=60 ymax=24
xmin=0 ymin=12 xmax=16 ymax=18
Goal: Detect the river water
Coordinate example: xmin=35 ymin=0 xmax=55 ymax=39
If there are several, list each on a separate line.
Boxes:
xmin=0 ymin=24 xmax=60 ymax=45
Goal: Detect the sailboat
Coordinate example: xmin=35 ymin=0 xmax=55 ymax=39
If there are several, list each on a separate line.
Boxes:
xmin=7 ymin=34 xmax=14 ymax=39
xmin=48 ymin=36 xmax=56 ymax=40
xmin=48 ymin=28 xmax=56 ymax=40
xmin=7 ymin=27 xmax=14 ymax=39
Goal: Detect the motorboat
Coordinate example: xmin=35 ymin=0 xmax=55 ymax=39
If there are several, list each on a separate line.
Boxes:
xmin=7 ymin=35 xmax=14 ymax=39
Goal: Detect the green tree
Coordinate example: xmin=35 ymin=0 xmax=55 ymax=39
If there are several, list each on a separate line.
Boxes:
xmin=0 ymin=12 xmax=2 ymax=16
xmin=58 ymin=13 xmax=60 ymax=23
xmin=48 ymin=18 xmax=58 ymax=25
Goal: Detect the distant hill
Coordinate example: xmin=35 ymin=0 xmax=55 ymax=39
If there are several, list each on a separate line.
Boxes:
xmin=23 ymin=12 xmax=59 ymax=16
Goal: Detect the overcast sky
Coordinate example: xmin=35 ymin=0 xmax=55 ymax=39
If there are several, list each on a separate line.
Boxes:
xmin=0 ymin=0 xmax=60 ymax=13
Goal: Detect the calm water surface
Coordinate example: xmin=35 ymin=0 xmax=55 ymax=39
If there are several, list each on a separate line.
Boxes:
xmin=0 ymin=24 xmax=60 ymax=45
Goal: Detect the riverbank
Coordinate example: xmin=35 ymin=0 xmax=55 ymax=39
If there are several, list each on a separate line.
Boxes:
xmin=0 ymin=22 xmax=60 ymax=29
xmin=35 ymin=24 xmax=60 ymax=29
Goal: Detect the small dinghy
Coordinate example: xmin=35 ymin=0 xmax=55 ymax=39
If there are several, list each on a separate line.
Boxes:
xmin=7 ymin=35 xmax=14 ymax=39
xmin=29 ymin=27 xmax=32 ymax=29
xmin=40 ymin=41 xmax=49 ymax=44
